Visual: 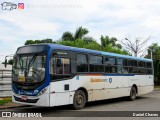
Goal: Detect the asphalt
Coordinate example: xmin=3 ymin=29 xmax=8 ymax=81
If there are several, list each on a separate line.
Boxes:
xmin=0 ymin=90 xmax=160 ymax=120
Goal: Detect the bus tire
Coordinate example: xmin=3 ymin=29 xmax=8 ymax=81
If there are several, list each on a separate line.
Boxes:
xmin=73 ymin=90 xmax=86 ymax=110
xmin=129 ymin=86 xmax=137 ymax=101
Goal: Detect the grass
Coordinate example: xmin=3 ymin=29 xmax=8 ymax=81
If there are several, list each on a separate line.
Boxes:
xmin=154 ymin=86 xmax=160 ymax=90
xmin=0 ymin=99 xmax=12 ymax=106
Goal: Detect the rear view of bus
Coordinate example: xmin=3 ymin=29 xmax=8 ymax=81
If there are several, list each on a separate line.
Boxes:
xmin=12 ymin=45 xmax=50 ymax=106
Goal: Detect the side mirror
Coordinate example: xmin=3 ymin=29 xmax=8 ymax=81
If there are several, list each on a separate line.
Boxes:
xmin=57 ymin=59 xmax=61 ymax=67
xmin=5 ymin=59 xmax=7 ymax=68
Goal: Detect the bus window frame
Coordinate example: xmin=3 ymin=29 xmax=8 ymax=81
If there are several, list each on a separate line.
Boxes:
xmin=50 ymin=50 xmax=75 ymax=82
xmin=89 ymin=54 xmax=104 ymax=73
xmin=76 ymin=53 xmax=89 ymax=73
xmin=116 ymin=58 xmax=129 ymax=74
xmin=104 ymin=56 xmax=117 ymax=74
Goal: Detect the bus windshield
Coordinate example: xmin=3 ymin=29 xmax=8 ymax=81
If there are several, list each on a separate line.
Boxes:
xmin=12 ymin=54 xmax=46 ymax=83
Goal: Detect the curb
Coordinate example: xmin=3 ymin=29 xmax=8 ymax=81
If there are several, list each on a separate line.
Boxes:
xmin=0 ymin=97 xmax=12 ymax=100
xmin=0 ymin=105 xmax=30 ymax=109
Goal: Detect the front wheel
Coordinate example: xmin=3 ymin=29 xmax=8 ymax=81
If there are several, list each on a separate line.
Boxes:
xmin=73 ymin=90 xmax=86 ymax=110
xmin=129 ymin=86 xmax=137 ymax=101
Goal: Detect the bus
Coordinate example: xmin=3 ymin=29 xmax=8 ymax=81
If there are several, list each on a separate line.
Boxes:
xmin=11 ymin=44 xmax=154 ymax=109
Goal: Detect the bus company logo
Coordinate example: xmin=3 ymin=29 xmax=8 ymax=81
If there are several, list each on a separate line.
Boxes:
xmin=109 ymin=78 xmax=112 ymax=83
xmin=90 ymin=78 xmax=112 ymax=83
xmin=90 ymin=78 xmax=103 ymax=83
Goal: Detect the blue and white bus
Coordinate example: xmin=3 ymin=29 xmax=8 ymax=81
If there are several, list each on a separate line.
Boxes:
xmin=11 ymin=44 xmax=154 ymax=109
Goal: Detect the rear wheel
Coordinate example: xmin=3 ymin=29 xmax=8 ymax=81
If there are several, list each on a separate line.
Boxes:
xmin=129 ymin=86 xmax=137 ymax=101
xmin=73 ymin=90 xmax=86 ymax=110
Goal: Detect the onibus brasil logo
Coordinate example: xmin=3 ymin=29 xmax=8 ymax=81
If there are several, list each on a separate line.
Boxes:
xmin=1 ymin=2 xmax=24 ymax=11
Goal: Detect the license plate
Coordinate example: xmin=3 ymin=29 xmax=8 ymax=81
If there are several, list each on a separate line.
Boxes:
xmin=21 ymin=96 xmax=28 ymax=100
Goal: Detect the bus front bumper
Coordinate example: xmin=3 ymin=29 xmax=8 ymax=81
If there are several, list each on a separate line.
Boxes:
xmin=12 ymin=92 xmax=50 ymax=107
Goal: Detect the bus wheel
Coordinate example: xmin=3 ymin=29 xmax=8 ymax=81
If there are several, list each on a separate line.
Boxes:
xmin=73 ymin=90 xmax=86 ymax=110
xmin=129 ymin=86 xmax=137 ymax=101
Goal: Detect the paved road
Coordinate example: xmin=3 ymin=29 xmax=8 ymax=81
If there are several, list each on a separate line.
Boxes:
xmin=0 ymin=90 xmax=160 ymax=120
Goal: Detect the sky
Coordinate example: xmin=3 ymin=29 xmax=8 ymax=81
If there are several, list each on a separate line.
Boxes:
xmin=0 ymin=0 xmax=160 ymax=62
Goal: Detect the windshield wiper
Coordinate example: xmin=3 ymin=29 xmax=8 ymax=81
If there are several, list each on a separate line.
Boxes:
xmin=27 ymin=54 xmax=37 ymax=72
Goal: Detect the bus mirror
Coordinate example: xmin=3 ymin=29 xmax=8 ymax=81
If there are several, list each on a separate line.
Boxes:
xmin=5 ymin=59 xmax=7 ymax=68
xmin=57 ymin=59 xmax=61 ymax=67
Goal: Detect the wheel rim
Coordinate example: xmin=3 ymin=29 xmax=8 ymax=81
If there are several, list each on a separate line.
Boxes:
xmin=75 ymin=94 xmax=83 ymax=105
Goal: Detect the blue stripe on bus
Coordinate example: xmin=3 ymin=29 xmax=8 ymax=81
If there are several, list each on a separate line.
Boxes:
xmin=104 ymin=74 xmax=135 ymax=76
xmin=82 ymin=74 xmax=135 ymax=76
xmin=101 ymin=52 xmax=152 ymax=62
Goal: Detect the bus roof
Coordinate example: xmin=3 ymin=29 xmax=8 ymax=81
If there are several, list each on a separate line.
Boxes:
xmin=21 ymin=44 xmax=152 ymax=62
xmin=46 ymin=44 xmax=152 ymax=62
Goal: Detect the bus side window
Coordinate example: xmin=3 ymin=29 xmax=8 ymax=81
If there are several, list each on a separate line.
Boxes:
xmin=52 ymin=58 xmax=71 ymax=75
xmin=129 ymin=60 xmax=137 ymax=67
xmin=76 ymin=54 xmax=88 ymax=72
xmin=105 ymin=57 xmax=117 ymax=73
xmin=146 ymin=62 xmax=152 ymax=68
xmin=89 ymin=55 xmax=104 ymax=72
xmin=117 ymin=58 xmax=128 ymax=74
xmin=138 ymin=61 xmax=146 ymax=74
xmin=128 ymin=60 xmax=138 ymax=74
xmin=146 ymin=62 xmax=153 ymax=75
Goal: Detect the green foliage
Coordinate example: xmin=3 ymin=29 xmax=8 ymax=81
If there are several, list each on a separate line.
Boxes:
xmin=57 ymin=39 xmax=129 ymax=55
xmin=61 ymin=26 xmax=89 ymax=41
xmin=60 ymin=27 xmax=127 ymax=55
xmin=25 ymin=40 xmax=35 ymax=45
xmin=74 ymin=26 xmax=89 ymax=39
xmin=24 ymin=27 xmax=130 ymax=56
xmin=146 ymin=43 xmax=160 ymax=85
xmin=57 ymin=39 xmax=99 ymax=49
xmin=62 ymin=32 xmax=74 ymax=41
xmin=8 ymin=59 xmax=13 ymax=65
xmin=25 ymin=38 xmax=55 ymax=45
xmin=83 ymin=36 xmax=96 ymax=44
xmin=100 ymin=35 xmax=122 ymax=49
xmin=102 ymin=45 xmax=128 ymax=55
xmin=1 ymin=59 xmax=14 ymax=65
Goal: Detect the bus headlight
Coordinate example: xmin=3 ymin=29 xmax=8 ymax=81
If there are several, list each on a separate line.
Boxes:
xmin=38 ymin=87 xmax=48 ymax=96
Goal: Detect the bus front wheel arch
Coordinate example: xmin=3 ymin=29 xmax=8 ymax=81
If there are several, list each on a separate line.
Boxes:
xmin=72 ymin=89 xmax=87 ymax=110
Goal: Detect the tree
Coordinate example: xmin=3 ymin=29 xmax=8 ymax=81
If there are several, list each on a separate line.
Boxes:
xmin=57 ymin=39 xmax=101 ymax=51
xmin=61 ymin=32 xmax=74 ymax=41
xmin=61 ymin=26 xmax=89 ymax=41
xmin=74 ymin=26 xmax=89 ymax=40
xmin=58 ymin=38 xmax=129 ymax=55
xmin=145 ymin=43 xmax=160 ymax=85
xmin=119 ymin=36 xmax=151 ymax=57
xmin=24 ymin=27 xmax=130 ymax=56
xmin=8 ymin=59 xmax=13 ymax=65
xmin=25 ymin=38 xmax=55 ymax=45
xmin=25 ymin=40 xmax=35 ymax=45
xmin=1 ymin=59 xmax=13 ymax=65
xmin=83 ymin=36 xmax=96 ymax=44
xmin=100 ymin=35 xmax=122 ymax=49
xmin=41 ymin=38 xmax=54 ymax=43
xmin=147 ymin=43 xmax=160 ymax=59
